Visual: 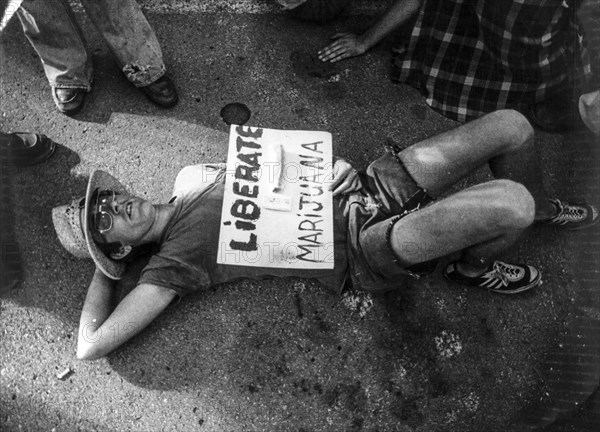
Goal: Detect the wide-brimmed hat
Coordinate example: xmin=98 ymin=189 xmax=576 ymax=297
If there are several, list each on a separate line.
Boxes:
xmin=52 ymin=170 xmax=129 ymax=280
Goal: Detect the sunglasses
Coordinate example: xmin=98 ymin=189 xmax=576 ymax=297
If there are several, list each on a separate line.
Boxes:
xmin=94 ymin=189 xmax=117 ymax=234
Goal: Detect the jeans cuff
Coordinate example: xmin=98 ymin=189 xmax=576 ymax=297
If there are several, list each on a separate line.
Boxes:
xmin=124 ymin=64 xmax=166 ymax=88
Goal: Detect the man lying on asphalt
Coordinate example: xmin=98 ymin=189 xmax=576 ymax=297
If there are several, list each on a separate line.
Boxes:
xmin=53 ymin=109 xmax=598 ymax=360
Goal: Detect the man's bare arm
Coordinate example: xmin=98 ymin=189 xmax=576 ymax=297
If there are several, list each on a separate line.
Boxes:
xmin=318 ymin=0 xmax=422 ymax=63
xmin=77 ymin=268 xmax=177 ymax=360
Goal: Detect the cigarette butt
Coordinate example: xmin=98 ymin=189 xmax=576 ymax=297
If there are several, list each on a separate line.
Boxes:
xmin=56 ymin=367 xmax=73 ymax=380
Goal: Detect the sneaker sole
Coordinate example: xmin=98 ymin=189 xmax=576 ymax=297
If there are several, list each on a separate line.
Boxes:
xmin=564 ymin=216 xmax=599 ymax=231
xmin=479 ymin=275 xmax=542 ymax=294
xmin=544 ymin=218 xmax=599 ymax=231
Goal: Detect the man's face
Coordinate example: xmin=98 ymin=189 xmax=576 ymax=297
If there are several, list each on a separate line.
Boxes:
xmin=90 ymin=190 xmax=156 ymax=246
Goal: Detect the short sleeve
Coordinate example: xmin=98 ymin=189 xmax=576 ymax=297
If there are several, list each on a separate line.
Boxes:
xmin=173 ymin=164 xmax=227 ymax=197
xmin=139 ymin=254 xmax=212 ymax=298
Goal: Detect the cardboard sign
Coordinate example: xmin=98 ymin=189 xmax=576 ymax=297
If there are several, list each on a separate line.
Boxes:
xmin=218 ymin=125 xmax=335 ymax=269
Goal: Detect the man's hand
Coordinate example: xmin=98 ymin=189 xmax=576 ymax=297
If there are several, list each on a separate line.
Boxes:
xmin=329 ymin=158 xmax=362 ymax=196
xmin=318 ymin=33 xmax=367 ymax=63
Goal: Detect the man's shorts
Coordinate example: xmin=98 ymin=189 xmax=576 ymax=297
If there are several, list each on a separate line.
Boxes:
xmin=345 ymin=153 xmax=436 ymax=293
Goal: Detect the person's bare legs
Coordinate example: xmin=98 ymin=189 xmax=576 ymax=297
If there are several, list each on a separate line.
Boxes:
xmin=398 ymin=109 xmax=556 ymax=219
xmin=389 ymin=179 xmax=535 ymax=276
xmin=381 ymin=110 xmax=543 ymax=291
xmin=373 ymin=109 xmax=596 ymax=292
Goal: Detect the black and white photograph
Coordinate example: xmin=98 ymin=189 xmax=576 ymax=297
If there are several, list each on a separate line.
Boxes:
xmin=1 ymin=1 xmax=599 ymax=431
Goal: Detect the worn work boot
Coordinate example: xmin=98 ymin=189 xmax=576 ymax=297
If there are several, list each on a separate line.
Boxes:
xmin=140 ymin=75 xmax=178 ymax=108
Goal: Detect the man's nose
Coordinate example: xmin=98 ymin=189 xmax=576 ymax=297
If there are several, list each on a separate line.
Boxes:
xmin=109 ymin=199 xmax=120 ymax=214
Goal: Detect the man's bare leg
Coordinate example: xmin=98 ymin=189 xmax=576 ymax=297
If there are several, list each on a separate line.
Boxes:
xmin=373 ymin=109 xmax=597 ymax=292
xmin=386 ymin=179 xmax=541 ymax=292
xmin=380 ymin=111 xmax=552 ymax=292
xmin=389 ymin=180 xmax=534 ymax=270
xmin=398 ymin=109 xmax=556 ymax=219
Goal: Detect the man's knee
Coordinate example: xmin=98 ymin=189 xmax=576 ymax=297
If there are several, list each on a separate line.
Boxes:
xmin=489 ymin=109 xmax=534 ymax=150
xmin=488 ymin=179 xmax=535 ymax=229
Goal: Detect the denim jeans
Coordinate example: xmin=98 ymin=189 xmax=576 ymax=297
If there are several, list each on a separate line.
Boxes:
xmin=17 ymin=0 xmax=165 ymax=90
xmin=344 ymin=153 xmax=437 ymax=293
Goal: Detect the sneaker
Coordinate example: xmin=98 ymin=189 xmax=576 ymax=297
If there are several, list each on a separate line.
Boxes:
xmin=542 ymin=199 xmax=599 ymax=230
xmin=444 ymin=260 xmax=542 ymax=294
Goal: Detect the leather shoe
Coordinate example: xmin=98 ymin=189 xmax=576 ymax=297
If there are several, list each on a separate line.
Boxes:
xmin=52 ymin=87 xmax=85 ymax=115
xmin=140 ymin=75 xmax=178 ymax=108
xmin=1 ymin=133 xmax=56 ymax=166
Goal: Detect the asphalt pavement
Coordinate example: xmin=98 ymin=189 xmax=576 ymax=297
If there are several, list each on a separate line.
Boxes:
xmin=1 ymin=1 xmax=599 ymax=431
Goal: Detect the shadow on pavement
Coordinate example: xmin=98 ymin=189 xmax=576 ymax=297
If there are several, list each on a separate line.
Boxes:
xmin=2 ymin=144 xmax=89 ymax=333
xmin=514 ymin=128 xmax=600 ymax=431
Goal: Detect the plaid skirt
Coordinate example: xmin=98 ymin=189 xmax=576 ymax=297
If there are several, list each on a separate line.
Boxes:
xmin=392 ymin=0 xmax=591 ymax=122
